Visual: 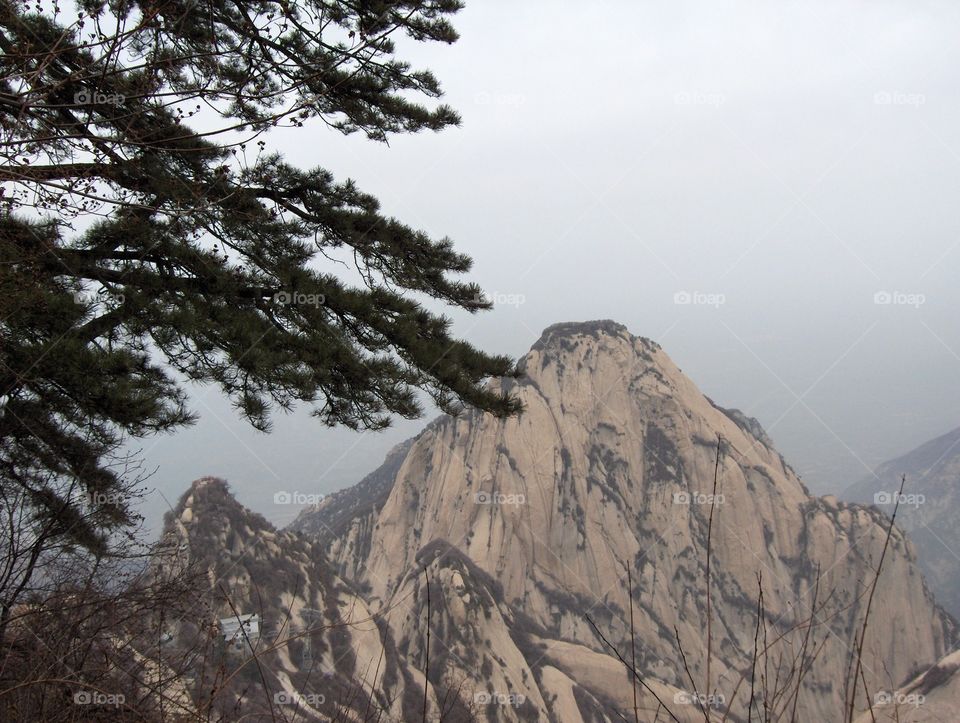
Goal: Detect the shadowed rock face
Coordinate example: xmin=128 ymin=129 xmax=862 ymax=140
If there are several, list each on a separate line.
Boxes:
xmin=843 ymin=426 xmax=960 ymax=620
xmin=292 ymin=320 xmax=956 ymax=721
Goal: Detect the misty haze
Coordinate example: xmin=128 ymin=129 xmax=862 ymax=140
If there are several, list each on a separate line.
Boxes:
xmin=2 ymin=1 xmax=959 ymax=721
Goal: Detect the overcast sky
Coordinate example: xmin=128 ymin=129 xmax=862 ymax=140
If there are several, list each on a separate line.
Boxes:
xmin=136 ymin=0 xmax=960 ymax=531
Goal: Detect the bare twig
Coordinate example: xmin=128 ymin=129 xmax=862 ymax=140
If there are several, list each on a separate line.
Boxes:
xmin=845 ymin=474 xmax=906 ymax=723
xmin=705 ymin=434 xmax=723 ymax=700
xmin=748 ymin=572 xmax=763 ymax=723
xmin=627 ymin=562 xmax=640 ymax=723
xmin=674 ymin=626 xmax=709 ymax=722
xmin=585 ymin=614 xmax=681 ymax=723
xmin=789 ymin=564 xmax=820 ymax=722
xmin=422 ymin=565 xmax=431 ymax=723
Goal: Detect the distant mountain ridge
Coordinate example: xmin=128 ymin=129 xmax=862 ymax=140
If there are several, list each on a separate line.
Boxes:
xmin=843 ymin=425 xmax=960 ymax=619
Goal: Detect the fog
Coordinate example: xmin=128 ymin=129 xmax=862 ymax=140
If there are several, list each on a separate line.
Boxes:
xmin=137 ymin=0 xmax=960 ymax=530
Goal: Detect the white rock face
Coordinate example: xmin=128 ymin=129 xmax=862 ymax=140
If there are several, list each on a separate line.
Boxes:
xmin=301 ymin=320 xmax=956 ymax=721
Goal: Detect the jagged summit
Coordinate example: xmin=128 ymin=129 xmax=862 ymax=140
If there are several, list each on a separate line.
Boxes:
xmin=527 ymin=321 xmax=785 ymax=461
xmin=526 ymin=319 xmax=661 ymax=369
xmin=163 ymin=475 xmax=270 ymax=530
xmin=172 ymin=476 xmax=235 ymax=509
xmin=531 ymin=319 xmax=634 ymax=348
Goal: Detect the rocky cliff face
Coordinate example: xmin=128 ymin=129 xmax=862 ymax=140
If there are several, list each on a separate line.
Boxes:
xmin=292 ymin=320 xmax=957 ymax=721
xmin=843 ymin=426 xmax=960 ymax=620
xmin=155 ymin=477 xmax=426 ymax=721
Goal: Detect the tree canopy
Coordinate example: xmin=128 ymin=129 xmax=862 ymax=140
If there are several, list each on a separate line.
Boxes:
xmin=0 ymin=0 xmax=521 ymax=552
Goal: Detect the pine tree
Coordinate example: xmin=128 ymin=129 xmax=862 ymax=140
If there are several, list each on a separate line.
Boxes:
xmin=0 ymin=0 xmax=522 ymax=557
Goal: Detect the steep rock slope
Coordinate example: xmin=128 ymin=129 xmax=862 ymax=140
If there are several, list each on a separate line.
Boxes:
xmin=843 ymin=426 xmax=960 ymax=619
xmin=296 ymin=320 xmax=957 ymax=721
xmin=154 ymin=477 xmax=425 ymax=721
